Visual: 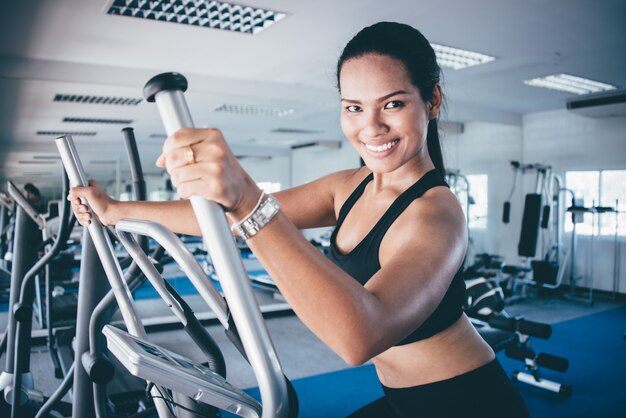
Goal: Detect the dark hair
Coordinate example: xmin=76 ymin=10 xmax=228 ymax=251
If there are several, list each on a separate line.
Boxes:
xmin=24 ymin=183 xmax=41 ymax=198
xmin=336 ymin=22 xmax=445 ymax=178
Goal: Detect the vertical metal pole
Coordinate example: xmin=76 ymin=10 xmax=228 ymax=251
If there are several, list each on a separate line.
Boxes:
xmin=55 ymin=135 xmax=172 ymax=418
xmin=72 ymin=230 xmax=111 ymax=418
xmin=612 ymin=199 xmax=620 ymax=298
xmin=1 ymin=205 xmax=40 ymax=405
xmin=145 ymin=72 xmax=289 ymax=418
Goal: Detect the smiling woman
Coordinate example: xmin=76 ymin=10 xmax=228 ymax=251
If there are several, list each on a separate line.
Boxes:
xmin=68 ymin=21 xmax=528 ymax=418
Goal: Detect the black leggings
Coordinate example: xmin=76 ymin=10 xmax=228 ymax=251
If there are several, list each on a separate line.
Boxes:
xmin=347 ymin=359 xmax=529 ymax=418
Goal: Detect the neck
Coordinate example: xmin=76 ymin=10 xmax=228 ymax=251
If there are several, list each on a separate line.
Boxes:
xmin=369 ymin=155 xmax=436 ymax=195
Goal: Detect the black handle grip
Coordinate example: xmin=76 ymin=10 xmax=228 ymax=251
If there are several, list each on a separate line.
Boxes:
xmin=503 ymin=202 xmax=511 ymax=223
xmin=143 ymin=72 xmax=188 ymax=102
xmin=487 ymin=315 xmax=515 ymax=332
xmin=505 ymin=346 xmax=536 ymax=361
xmin=81 ymin=352 xmax=115 ymax=384
xmin=519 ymin=320 xmax=552 ymax=339
xmin=536 ymin=352 xmax=569 ymax=372
xmin=541 ymin=205 xmax=550 ymax=229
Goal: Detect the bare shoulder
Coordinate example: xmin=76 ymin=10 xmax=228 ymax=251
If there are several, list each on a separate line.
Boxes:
xmin=331 ymin=167 xmax=372 ymax=205
xmin=380 ymin=185 xmax=467 ymax=267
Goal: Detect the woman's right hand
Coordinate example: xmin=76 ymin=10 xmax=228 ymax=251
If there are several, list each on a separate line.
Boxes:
xmin=67 ymin=179 xmax=117 ymax=227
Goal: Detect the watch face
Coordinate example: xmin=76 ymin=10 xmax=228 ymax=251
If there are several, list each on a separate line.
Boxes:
xmin=260 ymin=201 xmax=275 ymax=218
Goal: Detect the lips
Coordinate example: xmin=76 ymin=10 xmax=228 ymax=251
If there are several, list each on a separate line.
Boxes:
xmin=364 ymin=138 xmax=399 ymax=153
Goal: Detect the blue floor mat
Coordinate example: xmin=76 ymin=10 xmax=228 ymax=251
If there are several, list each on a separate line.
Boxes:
xmin=224 ymin=305 xmax=626 ymax=418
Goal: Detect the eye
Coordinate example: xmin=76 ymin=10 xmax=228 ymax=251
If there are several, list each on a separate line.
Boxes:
xmin=345 ymin=105 xmax=362 ymax=113
xmin=384 ymin=100 xmax=404 ymax=110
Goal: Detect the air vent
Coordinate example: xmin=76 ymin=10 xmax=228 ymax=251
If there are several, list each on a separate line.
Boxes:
xmin=20 ymin=172 xmax=54 ymax=176
xmin=214 ymin=104 xmax=294 ymax=117
xmin=291 ymin=140 xmax=342 ymax=150
xmin=567 ymin=89 xmax=626 ymax=118
xmin=271 ymin=128 xmax=321 ymax=134
xmin=149 ymin=133 xmax=167 ymax=139
xmin=439 ymin=121 xmax=465 ymax=135
xmin=63 ymin=117 xmax=133 ymax=124
xmin=106 ymin=0 xmax=286 ymax=35
xmin=33 ymin=155 xmax=62 ymax=160
xmin=53 ymin=94 xmax=142 ymax=106
xmin=236 ymin=155 xmax=272 ymax=161
xmin=18 ymin=161 xmax=59 ymax=165
xmin=37 ymin=131 xmax=97 ymax=137
xmin=90 ymin=160 xmax=117 ymax=164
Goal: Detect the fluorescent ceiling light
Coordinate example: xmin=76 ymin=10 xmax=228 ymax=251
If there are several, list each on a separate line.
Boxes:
xmin=524 ymin=74 xmax=617 ymax=95
xmin=106 ymin=0 xmax=287 ymax=35
xmin=271 ymin=128 xmax=321 ymax=134
xmin=214 ymin=104 xmax=294 ymax=117
xmin=431 ymin=43 xmax=495 ymax=70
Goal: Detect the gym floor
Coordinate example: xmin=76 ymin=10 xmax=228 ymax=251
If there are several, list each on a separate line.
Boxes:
xmin=1 ymin=293 xmax=624 ymax=415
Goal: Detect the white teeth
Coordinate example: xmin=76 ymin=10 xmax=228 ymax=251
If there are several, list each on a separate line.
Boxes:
xmin=365 ymin=139 xmax=398 ymax=153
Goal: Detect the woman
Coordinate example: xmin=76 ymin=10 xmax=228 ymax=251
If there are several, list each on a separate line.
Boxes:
xmin=70 ymin=22 xmax=528 ymax=418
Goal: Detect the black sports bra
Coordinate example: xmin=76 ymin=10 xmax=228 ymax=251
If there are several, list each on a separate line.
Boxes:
xmin=327 ymin=169 xmax=466 ymax=345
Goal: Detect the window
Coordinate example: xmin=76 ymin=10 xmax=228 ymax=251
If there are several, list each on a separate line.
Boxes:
xmin=565 ymin=170 xmax=625 ymax=236
xmin=448 ymin=173 xmax=488 ymax=230
xmin=467 ymin=175 xmax=488 ymax=229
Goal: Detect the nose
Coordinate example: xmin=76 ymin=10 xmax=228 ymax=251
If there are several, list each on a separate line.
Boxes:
xmin=360 ymin=109 xmax=389 ymax=139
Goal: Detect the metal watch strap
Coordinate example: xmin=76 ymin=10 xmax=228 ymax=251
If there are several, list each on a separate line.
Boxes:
xmin=232 ymin=195 xmax=281 ymax=240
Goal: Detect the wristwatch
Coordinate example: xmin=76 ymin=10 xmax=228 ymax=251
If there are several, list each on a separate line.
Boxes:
xmin=231 ymin=194 xmax=281 ymax=240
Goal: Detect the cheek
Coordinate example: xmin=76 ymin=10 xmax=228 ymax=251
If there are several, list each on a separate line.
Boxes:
xmin=340 ymin=115 xmax=358 ymax=141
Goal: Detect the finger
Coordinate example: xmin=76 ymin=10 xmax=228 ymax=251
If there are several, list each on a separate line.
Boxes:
xmin=77 ymin=212 xmax=92 ymax=226
xmin=161 ymin=128 xmax=217 ymax=156
xmin=156 ymin=153 xmax=166 ymax=168
xmin=169 ymin=161 xmax=211 ymax=188
xmin=162 ymin=144 xmax=199 ymax=173
xmin=176 ymin=178 xmax=214 ymax=200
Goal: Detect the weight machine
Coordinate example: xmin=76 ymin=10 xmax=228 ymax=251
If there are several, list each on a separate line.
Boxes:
xmin=501 ymin=161 xmax=569 ymax=299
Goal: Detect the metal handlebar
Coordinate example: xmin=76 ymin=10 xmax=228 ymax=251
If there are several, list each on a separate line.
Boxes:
xmin=144 ymin=72 xmax=290 ymax=418
xmin=116 ymin=219 xmax=229 ymax=326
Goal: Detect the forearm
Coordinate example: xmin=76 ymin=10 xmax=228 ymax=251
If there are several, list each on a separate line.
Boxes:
xmin=244 ymin=211 xmax=384 ymax=364
xmin=110 ymin=199 xmax=200 ymax=236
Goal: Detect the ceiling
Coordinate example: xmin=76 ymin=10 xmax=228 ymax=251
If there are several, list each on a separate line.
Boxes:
xmin=1 ymin=0 xmax=625 ymax=196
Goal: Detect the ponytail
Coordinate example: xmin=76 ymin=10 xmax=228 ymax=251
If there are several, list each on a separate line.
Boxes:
xmin=427 ymin=119 xmax=445 ymax=179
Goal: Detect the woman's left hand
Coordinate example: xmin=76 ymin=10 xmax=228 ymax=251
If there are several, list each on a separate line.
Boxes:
xmin=156 ymin=127 xmax=262 ymax=220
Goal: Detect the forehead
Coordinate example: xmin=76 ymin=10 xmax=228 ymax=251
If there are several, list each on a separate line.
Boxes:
xmin=339 ymin=54 xmax=417 ymax=99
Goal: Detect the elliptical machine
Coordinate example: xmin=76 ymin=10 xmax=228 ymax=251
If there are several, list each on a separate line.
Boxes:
xmin=0 ymin=179 xmax=55 ymax=415
xmin=55 ymin=72 xmax=298 ymax=417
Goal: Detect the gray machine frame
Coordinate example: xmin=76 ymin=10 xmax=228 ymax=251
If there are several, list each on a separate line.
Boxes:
xmin=54 ymin=70 xmax=292 ymax=418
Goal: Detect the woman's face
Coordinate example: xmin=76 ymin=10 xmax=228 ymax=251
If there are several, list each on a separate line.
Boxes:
xmin=339 ymin=53 xmax=437 ymax=175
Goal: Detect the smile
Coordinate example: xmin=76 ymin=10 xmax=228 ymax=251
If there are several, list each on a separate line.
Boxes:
xmin=364 ymin=139 xmax=399 ymax=153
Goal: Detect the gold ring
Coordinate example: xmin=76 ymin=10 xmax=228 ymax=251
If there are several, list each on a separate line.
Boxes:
xmin=184 ymin=146 xmax=195 ymax=165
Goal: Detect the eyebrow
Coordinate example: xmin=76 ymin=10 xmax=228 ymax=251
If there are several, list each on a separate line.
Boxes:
xmin=341 ymin=90 xmax=410 ymax=103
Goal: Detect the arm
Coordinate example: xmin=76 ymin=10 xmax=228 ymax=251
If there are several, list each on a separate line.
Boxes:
xmin=159 ymin=128 xmax=467 ymax=364
xmin=245 ymin=188 xmax=467 ymax=365
xmin=69 ymin=169 xmax=358 ymax=235
xmin=68 ymin=179 xmax=200 ymax=235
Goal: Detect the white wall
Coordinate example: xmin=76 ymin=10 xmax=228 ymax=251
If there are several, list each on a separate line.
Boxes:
xmin=444 ymin=110 xmax=626 ymax=293
xmin=291 ymin=141 xmax=360 ymax=187
xmin=291 ymin=141 xmax=360 ymax=240
xmin=443 ymin=121 xmax=524 ymax=262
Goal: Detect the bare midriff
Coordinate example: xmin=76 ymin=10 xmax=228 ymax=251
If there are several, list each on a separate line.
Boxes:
xmin=372 ymin=314 xmax=495 ymax=388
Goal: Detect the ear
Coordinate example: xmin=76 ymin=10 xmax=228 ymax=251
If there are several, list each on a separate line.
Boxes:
xmin=427 ymin=84 xmax=442 ymax=120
